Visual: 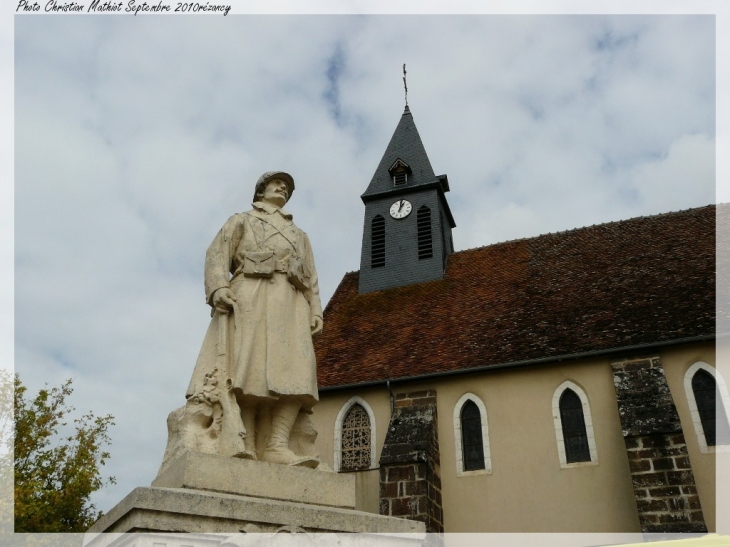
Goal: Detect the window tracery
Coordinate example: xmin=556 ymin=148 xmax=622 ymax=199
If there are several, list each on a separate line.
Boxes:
xmin=334 ymin=397 xmax=377 ymax=472
xmin=340 ymin=403 xmax=372 ymax=471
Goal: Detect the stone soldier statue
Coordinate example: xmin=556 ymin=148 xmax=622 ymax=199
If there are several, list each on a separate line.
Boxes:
xmin=157 ymin=171 xmax=323 ymax=474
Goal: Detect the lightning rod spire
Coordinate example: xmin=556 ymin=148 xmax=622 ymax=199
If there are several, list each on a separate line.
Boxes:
xmin=403 ymin=64 xmax=408 ymax=107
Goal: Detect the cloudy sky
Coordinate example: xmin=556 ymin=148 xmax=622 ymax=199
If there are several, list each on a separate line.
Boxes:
xmin=4 ymin=3 xmax=725 ymax=515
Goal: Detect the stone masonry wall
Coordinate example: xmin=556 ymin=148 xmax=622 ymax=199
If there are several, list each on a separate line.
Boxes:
xmin=612 ymin=356 xmax=707 ymax=533
xmin=625 ymin=433 xmax=705 ymax=532
xmin=379 ymin=390 xmax=444 ymax=533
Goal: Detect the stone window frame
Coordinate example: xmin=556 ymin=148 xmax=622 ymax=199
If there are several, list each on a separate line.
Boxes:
xmin=683 ymin=361 xmax=730 ymax=454
xmin=334 ymin=396 xmax=378 ymax=472
xmin=552 ymin=381 xmax=598 ymax=468
xmin=453 ymin=393 xmax=492 ymax=477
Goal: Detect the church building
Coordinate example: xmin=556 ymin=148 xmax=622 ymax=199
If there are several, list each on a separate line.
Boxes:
xmin=310 ymin=105 xmax=723 ymax=533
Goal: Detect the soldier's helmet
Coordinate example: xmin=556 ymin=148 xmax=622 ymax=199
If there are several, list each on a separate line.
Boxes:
xmin=253 ymin=171 xmax=295 ymax=203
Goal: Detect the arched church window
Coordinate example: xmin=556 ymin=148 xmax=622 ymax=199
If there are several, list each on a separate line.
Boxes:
xmin=453 ymin=393 xmax=491 ymax=476
xmin=552 ymin=381 xmax=597 ymax=467
xmin=684 ymin=363 xmax=730 ymax=453
xmin=692 ymin=369 xmax=730 ymax=447
xmin=417 ymin=206 xmax=433 ymax=259
xmin=371 ymin=215 xmax=385 ymax=268
xmin=340 ymin=403 xmax=372 ymax=471
xmin=560 ymin=389 xmax=590 ymax=463
xmin=461 ymin=400 xmax=485 ymax=471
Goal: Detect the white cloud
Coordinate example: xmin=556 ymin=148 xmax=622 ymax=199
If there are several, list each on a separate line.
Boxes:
xmin=631 ymin=132 xmax=715 ymax=213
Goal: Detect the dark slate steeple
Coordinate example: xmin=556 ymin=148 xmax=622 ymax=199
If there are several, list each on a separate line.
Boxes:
xmin=361 ymin=106 xmax=440 ymax=200
xmin=358 ymin=106 xmax=456 ymax=294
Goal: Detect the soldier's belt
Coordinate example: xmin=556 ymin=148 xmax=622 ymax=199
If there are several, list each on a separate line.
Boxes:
xmin=240 ymin=252 xmax=290 ymax=278
xmin=239 ymin=252 xmax=309 ymax=291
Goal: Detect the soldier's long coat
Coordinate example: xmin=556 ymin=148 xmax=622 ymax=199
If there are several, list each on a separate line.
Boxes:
xmin=186 ymin=201 xmax=323 ymax=409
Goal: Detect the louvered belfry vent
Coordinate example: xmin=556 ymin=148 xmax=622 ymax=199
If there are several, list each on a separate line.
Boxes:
xmin=417 ymin=206 xmax=433 ymax=259
xmin=440 ymin=215 xmax=447 ymax=269
xmin=371 ymin=215 xmax=386 ymax=268
xmin=389 ymin=158 xmax=410 ymax=186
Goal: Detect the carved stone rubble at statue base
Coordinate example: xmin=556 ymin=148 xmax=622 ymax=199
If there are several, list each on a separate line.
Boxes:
xmin=157 ymin=368 xmax=247 ymax=472
xmin=157 ymin=370 xmax=323 ymax=478
xmin=83 ymin=451 xmax=425 ymax=547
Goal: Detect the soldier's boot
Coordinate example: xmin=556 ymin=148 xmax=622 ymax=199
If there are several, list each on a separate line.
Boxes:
xmin=240 ymin=408 xmax=257 ymax=460
xmin=262 ymin=401 xmax=319 ymax=468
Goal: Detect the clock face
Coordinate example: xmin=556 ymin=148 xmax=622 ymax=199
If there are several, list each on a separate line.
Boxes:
xmin=389 ymin=199 xmax=412 ymax=219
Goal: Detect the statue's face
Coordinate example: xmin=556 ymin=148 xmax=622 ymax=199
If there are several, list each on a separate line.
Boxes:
xmin=261 ymin=178 xmax=289 ymax=207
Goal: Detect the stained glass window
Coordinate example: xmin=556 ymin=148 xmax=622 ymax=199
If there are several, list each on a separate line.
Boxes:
xmin=461 ymin=400 xmax=485 ymax=471
xmin=693 ymin=369 xmax=730 ymax=446
xmin=560 ymin=389 xmax=590 ymax=463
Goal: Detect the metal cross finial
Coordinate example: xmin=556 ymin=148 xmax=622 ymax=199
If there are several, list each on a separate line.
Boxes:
xmin=402 ymin=64 xmax=408 ymax=107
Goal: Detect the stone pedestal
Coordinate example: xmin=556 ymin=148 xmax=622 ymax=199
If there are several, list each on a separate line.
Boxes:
xmin=153 ymin=452 xmax=355 ymax=509
xmin=84 ymin=452 xmax=425 ymax=547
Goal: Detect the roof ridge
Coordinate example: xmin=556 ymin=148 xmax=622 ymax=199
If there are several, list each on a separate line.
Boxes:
xmin=454 ymin=203 xmax=716 ymax=256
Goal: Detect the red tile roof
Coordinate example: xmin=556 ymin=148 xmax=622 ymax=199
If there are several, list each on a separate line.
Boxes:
xmin=315 ymin=205 xmax=716 ymax=389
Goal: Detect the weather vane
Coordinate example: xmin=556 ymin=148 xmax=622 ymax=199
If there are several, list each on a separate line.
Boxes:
xmin=403 ymin=64 xmax=408 ymax=107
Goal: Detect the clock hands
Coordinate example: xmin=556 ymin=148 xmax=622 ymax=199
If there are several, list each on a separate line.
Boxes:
xmin=390 ymin=199 xmax=412 ymax=219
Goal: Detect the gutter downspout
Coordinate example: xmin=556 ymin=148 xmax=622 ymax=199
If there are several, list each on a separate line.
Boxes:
xmin=386 ymin=380 xmax=394 ymax=417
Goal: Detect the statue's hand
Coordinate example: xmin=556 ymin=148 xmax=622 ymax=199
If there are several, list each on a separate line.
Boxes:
xmin=212 ymin=288 xmax=237 ymax=314
xmin=310 ymin=316 xmax=323 ymax=336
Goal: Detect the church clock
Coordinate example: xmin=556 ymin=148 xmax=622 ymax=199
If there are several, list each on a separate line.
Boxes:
xmin=389 ymin=199 xmax=412 ymax=219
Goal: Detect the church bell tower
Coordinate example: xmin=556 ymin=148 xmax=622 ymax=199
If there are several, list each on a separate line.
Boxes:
xmin=358 ymin=105 xmax=456 ymax=294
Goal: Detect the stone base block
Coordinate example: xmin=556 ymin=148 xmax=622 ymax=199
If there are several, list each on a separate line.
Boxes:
xmin=152 ymin=452 xmax=355 ymax=509
xmin=85 ymin=487 xmax=424 ymax=538
xmin=85 ymin=452 xmax=424 ymax=547
xmin=84 ymin=529 xmax=426 ymax=547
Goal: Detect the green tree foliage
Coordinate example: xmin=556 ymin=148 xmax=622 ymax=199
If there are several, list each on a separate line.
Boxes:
xmin=0 ymin=370 xmax=13 ymax=535
xmin=13 ymin=373 xmax=115 ymax=533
